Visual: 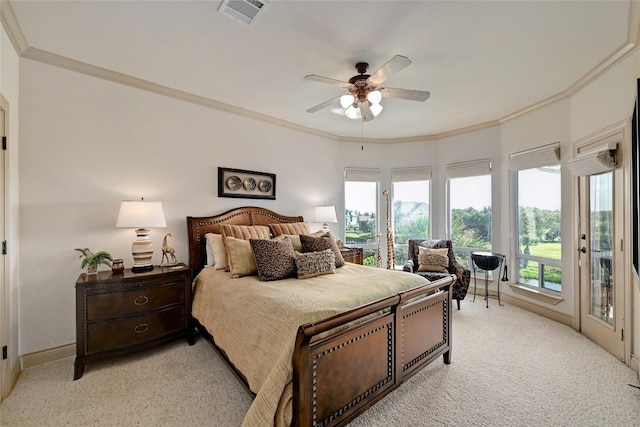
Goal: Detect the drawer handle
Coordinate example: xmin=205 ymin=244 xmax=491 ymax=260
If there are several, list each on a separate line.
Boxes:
xmin=134 ymin=323 xmax=149 ymax=334
xmin=133 ymin=296 xmax=149 ymax=306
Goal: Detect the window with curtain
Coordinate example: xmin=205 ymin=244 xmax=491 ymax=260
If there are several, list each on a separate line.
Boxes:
xmin=509 ymin=143 xmax=562 ymax=292
xmin=445 ymin=159 xmax=492 ymax=269
xmin=344 ymin=168 xmax=379 ymax=265
xmin=391 ymin=167 xmax=431 ymax=267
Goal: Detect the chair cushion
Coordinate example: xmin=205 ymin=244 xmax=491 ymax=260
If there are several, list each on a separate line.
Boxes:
xmin=417 ymin=247 xmax=449 ymax=272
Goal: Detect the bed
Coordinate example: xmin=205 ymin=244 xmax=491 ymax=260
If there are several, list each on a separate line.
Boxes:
xmin=187 ymin=206 xmax=454 ymax=427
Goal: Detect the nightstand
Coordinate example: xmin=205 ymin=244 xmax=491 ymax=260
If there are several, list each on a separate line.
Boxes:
xmin=340 ymin=247 xmax=363 ymax=265
xmin=74 ymin=263 xmax=193 ymax=380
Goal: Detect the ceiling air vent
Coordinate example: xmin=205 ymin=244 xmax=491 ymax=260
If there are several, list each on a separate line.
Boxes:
xmin=218 ymin=0 xmax=270 ymax=27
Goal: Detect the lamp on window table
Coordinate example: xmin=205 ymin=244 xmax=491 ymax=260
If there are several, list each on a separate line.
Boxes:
xmin=314 ymin=206 xmax=337 ymax=233
xmin=116 ymin=199 xmax=167 ymax=272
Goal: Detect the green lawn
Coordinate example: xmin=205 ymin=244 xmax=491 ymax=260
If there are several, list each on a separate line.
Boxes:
xmin=525 ymin=242 xmax=561 ymax=260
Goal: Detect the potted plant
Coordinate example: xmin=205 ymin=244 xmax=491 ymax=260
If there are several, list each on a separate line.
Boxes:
xmin=75 ymin=248 xmax=113 ymax=275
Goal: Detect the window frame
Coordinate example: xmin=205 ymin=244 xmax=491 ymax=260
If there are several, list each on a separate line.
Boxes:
xmin=509 ymin=143 xmax=562 ymax=293
xmin=444 ymin=159 xmax=493 ymax=270
xmin=391 ymin=167 xmax=432 ymax=269
xmin=344 ymin=168 xmax=380 ymax=266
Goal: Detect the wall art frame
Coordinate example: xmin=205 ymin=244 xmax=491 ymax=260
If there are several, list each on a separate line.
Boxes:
xmin=218 ymin=167 xmax=276 ymax=200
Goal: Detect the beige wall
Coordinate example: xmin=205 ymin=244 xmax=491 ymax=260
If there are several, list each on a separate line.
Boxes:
xmin=15 ymin=44 xmax=640 ymax=365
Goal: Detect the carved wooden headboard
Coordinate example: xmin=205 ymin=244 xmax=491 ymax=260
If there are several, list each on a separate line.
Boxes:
xmin=186 ymin=206 xmax=304 ymax=276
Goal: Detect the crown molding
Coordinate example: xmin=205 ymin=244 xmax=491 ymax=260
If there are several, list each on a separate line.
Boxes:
xmin=21 ymin=46 xmax=340 ymax=142
xmin=0 ymin=0 xmax=28 ymax=54
xmin=3 ymin=0 xmax=638 ymax=145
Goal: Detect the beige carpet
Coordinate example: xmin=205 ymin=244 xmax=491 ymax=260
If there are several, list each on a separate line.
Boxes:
xmin=1 ymin=299 xmax=639 ymax=426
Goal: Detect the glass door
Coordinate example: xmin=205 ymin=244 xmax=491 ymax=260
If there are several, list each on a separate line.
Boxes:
xmin=578 ymin=170 xmax=624 ymax=360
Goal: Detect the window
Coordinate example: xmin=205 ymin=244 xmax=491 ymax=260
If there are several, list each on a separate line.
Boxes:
xmin=345 ymin=168 xmax=379 ymax=266
xmin=391 ymin=168 xmax=431 ymax=268
xmin=510 ymin=143 xmax=562 ymax=292
xmin=445 ymin=159 xmax=492 ymax=269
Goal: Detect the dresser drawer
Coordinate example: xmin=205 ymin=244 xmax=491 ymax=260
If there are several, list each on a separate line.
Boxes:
xmin=86 ymin=279 xmax=185 ymax=321
xmin=86 ymin=305 xmax=186 ymax=354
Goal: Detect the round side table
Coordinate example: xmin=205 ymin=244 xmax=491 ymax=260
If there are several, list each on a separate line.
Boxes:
xmin=471 ymin=251 xmax=505 ymax=308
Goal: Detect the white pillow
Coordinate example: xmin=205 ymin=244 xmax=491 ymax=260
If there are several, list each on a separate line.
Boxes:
xmin=205 ymin=233 xmax=215 ymax=266
xmin=204 ymin=233 xmax=228 ymax=270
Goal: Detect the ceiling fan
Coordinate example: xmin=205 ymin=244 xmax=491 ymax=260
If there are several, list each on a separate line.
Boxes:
xmin=304 ymin=55 xmax=430 ymax=122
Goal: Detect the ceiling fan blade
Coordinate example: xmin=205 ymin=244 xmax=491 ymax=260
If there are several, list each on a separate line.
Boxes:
xmin=380 ymin=87 xmax=431 ymax=102
xmin=368 ymin=55 xmax=412 ymax=86
xmin=306 ymin=96 xmax=340 ymax=113
xmin=359 ymin=102 xmax=374 ymax=122
xmin=304 ymin=74 xmax=351 ymax=88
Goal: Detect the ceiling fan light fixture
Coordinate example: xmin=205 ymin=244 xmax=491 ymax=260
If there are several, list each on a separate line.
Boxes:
xmin=340 ymin=94 xmax=355 ymax=109
xmin=370 ymin=103 xmax=383 ymax=117
xmin=367 ymin=90 xmax=382 ymax=105
xmin=345 ymin=105 xmax=360 ymax=119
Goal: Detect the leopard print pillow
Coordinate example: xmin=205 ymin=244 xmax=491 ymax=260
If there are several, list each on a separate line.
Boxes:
xmin=417 ymin=247 xmax=449 ymax=273
xmin=299 ymin=232 xmax=345 ymax=268
xmin=250 ymin=237 xmax=297 ymax=281
xmin=295 ymin=249 xmax=336 ymax=279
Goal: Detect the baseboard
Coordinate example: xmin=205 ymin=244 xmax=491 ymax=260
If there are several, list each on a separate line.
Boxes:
xmin=9 ymin=358 xmax=20 ymax=393
xmin=500 ymin=293 xmax=574 ymax=327
xmin=1 ymin=358 xmax=21 ymax=402
xmin=631 ymin=353 xmax=640 ymax=376
xmin=20 ymin=343 xmax=75 ymax=369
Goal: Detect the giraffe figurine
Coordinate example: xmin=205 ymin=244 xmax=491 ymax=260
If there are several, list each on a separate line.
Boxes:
xmin=161 ymin=233 xmax=178 ymax=266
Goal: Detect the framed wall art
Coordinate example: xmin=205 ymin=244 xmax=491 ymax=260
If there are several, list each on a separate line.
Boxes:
xmin=218 ymin=167 xmax=276 ymax=200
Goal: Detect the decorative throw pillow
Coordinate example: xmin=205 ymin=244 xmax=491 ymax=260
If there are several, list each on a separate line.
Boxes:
xmin=268 ymin=222 xmax=311 ymax=237
xmin=205 ymin=233 xmax=215 ymax=266
xmin=250 ymin=237 xmax=297 ymax=281
xmin=299 ymin=232 xmax=345 ymax=268
xmin=205 ymin=233 xmax=227 ymax=270
xmin=417 ymin=247 xmax=449 ymax=273
xmin=225 ymin=236 xmax=258 ymax=278
xmin=295 ymin=249 xmax=336 ymax=279
xmin=272 ymin=234 xmax=303 ymax=252
xmin=220 ymin=225 xmax=271 ymax=271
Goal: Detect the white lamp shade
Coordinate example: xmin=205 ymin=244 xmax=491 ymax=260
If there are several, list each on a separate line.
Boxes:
xmin=340 ymin=94 xmax=355 ymax=109
xmin=367 ymin=90 xmax=382 ymax=105
xmin=370 ymin=103 xmax=383 ymax=117
xmin=116 ymin=201 xmax=167 ymax=229
xmin=345 ymin=105 xmax=360 ymax=120
xmin=314 ymin=206 xmax=337 ymax=224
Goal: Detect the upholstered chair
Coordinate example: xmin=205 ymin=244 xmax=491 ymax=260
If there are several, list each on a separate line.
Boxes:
xmin=403 ymin=239 xmax=471 ymax=310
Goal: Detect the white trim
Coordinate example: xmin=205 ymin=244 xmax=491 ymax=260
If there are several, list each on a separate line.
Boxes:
xmin=444 ymin=159 xmax=492 ymax=179
xmin=0 ymin=0 xmax=28 ymax=54
xmin=0 ymin=95 xmax=9 ymax=402
xmin=0 ymin=2 xmax=637 ymax=144
xmin=501 ymin=294 xmax=573 ymax=327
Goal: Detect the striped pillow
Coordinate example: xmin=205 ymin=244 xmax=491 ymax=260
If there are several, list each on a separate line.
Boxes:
xmin=220 ymin=225 xmax=271 ymax=271
xmin=269 ymin=222 xmax=311 ymax=236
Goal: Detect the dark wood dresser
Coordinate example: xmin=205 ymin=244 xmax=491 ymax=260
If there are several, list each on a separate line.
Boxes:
xmin=340 ymin=247 xmax=363 ymax=265
xmin=74 ymin=263 xmax=193 ymax=380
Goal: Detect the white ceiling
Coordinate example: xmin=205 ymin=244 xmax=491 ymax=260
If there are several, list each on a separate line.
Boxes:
xmin=7 ymin=0 xmax=637 ymax=141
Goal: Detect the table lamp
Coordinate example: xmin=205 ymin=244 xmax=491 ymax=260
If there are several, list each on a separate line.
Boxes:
xmin=116 ymin=199 xmax=167 ymax=272
xmin=314 ymin=206 xmax=337 ymax=233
